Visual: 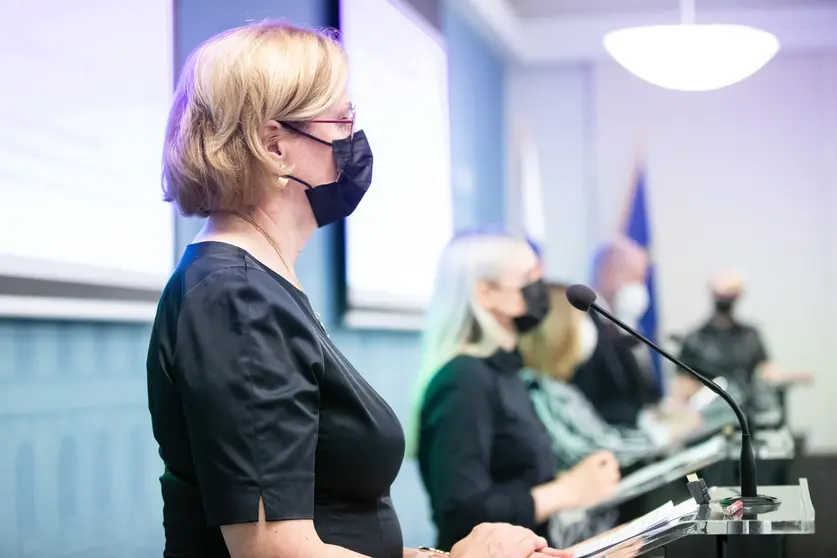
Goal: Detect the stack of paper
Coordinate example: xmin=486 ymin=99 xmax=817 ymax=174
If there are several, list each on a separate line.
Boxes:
xmin=571 ymin=498 xmax=699 ymax=558
xmin=616 ymin=435 xmax=727 ymax=495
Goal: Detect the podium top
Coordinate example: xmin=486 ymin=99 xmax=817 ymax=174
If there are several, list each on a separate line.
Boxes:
xmin=701 ymin=478 xmax=815 ymax=535
xmin=597 ymin=435 xmax=727 ymax=510
xmin=597 ymin=426 xmax=796 ymax=511
xmin=581 ymin=479 xmax=815 ymax=557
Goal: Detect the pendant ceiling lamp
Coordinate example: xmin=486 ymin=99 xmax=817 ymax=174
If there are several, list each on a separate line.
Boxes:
xmin=602 ymin=0 xmax=780 ymax=91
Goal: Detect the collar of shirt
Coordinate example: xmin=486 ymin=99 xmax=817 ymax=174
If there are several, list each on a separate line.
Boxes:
xmin=485 ymin=348 xmax=525 ymax=375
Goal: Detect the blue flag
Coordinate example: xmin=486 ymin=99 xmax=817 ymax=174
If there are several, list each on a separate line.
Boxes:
xmin=623 ymin=166 xmax=663 ymax=395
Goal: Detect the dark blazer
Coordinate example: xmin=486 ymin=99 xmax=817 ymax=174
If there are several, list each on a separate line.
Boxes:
xmin=417 ymin=349 xmax=557 ymax=550
xmin=571 ymin=312 xmax=657 ymax=428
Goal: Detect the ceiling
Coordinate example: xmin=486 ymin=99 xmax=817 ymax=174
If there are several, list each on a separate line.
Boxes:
xmin=508 ymin=0 xmax=837 ymax=18
xmin=453 ymin=0 xmax=837 ymax=63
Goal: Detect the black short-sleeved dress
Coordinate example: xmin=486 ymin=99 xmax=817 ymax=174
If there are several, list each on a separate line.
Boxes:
xmin=146 ymin=241 xmax=405 ymax=558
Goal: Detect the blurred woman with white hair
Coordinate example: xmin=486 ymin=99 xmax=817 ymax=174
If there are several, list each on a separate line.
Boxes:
xmin=410 ymin=231 xmax=621 ymax=552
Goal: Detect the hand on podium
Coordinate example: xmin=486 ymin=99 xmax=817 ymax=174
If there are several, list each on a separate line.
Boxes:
xmin=664 ymin=409 xmax=704 ymax=443
xmin=446 ymin=523 xmax=573 ymax=558
xmin=567 ymin=529 xmax=643 ymax=558
xmin=557 ymin=450 xmax=621 ymax=509
xmin=530 ymin=548 xmax=574 ymax=557
xmin=638 ymin=405 xmax=702 ymax=447
xmin=599 ymin=538 xmax=642 ymax=558
xmin=657 ymin=394 xmax=691 ymax=414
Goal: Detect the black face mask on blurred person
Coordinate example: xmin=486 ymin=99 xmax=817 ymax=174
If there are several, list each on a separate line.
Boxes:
xmin=714 ymin=297 xmax=737 ymax=316
xmin=514 ymin=279 xmax=551 ymax=333
xmin=282 ymin=125 xmax=374 ymax=228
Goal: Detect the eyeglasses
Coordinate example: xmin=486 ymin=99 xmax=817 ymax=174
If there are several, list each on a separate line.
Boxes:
xmin=307 ymin=104 xmax=356 ymax=141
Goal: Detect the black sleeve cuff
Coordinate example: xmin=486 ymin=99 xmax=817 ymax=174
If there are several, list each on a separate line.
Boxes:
xmin=202 ymin=478 xmax=315 ymax=526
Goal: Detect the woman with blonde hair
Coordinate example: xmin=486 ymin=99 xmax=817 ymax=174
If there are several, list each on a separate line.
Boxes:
xmin=519 ymin=283 xmax=701 ymax=472
xmin=147 ymin=22 xmax=566 ymax=558
xmin=411 ymin=232 xmax=620 ymax=552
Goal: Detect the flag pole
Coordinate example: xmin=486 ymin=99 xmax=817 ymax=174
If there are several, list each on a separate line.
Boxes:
xmin=617 ymin=128 xmax=650 ymax=235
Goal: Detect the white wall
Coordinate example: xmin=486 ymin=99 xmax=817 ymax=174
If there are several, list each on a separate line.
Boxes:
xmin=508 ymin=53 xmax=837 ymax=451
xmin=506 ymin=65 xmax=597 ymax=283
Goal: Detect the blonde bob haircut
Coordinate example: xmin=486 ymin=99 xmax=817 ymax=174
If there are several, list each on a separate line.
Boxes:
xmin=518 ymin=282 xmax=585 ymax=382
xmin=406 ymin=231 xmax=537 ymax=457
xmin=162 ymin=21 xmax=348 ymax=217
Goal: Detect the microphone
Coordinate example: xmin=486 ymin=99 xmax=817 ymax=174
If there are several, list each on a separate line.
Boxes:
xmin=566 ymin=284 xmax=778 ymax=508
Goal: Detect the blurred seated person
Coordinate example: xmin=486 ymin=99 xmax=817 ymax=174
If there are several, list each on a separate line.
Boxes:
xmin=519 ymin=282 xmax=703 ymax=473
xmin=518 ymin=282 xmax=702 ymax=547
xmin=411 ymin=232 xmax=621 ymax=552
xmin=673 ymin=271 xmax=812 ymax=406
xmin=572 ymin=237 xmax=661 ymax=428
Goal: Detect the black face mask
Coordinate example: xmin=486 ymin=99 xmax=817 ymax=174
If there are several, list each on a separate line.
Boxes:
xmin=514 ymin=279 xmax=551 ymax=333
xmin=283 ymin=126 xmax=373 ymax=228
xmin=714 ymin=297 xmax=736 ymax=315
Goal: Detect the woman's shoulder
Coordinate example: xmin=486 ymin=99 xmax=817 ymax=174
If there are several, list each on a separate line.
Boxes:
xmin=431 ymin=354 xmax=497 ymax=392
xmin=158 ymin=243 xmax=313 ymax=336
xmin=420 ymin=354 xmax=500 ymax=423
xmin=176 ymin=243 xmax=300 ymax=301
xmin=442 ymin=352 xmax=494 ymax=372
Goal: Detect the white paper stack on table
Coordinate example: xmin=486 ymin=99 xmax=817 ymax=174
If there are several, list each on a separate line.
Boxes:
xmin=572 ymin=498 xmax=699 ymax=558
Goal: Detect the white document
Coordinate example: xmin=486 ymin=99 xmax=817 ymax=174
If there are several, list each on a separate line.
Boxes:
xmin=616 ymin=435 xmax=727 ymax=495
xmin=572 ymin=498 xmax=699 ymax=557
xmin=689 ymin=377 xmax=728 ymax=412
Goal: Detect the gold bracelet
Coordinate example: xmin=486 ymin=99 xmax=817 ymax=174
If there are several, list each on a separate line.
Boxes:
xmin=418 ymin=546 xmax=451 ymax=557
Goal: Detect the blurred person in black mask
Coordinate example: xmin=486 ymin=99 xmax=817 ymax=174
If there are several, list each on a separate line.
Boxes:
xmin=673 ymin=271 xmax=812 ymax=406
xmin=409 ymin=232 xmax=623 ymax=554
xmin=571 ymin=238 xmax=662 ymax=428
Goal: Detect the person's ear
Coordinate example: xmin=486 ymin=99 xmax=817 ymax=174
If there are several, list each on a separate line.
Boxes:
xmin=474 ymin=281 xmax=496 ymax=312
xmin=260 ymin=120 xmax=285 ymax=164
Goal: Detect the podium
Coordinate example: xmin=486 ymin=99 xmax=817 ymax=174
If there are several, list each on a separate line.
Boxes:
xmin=605 ymin=426 xmax=796 ymax=514
xmin=579 ymin=479 xmax=815 ymax=557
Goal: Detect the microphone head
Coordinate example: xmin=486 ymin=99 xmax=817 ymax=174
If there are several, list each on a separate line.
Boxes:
xmin=566 ymin=284 xmax=597 ymax=312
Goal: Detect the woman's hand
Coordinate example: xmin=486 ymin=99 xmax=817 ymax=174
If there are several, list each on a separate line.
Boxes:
xmin=531 ymin=548 xmax=574 ymax=557
xmin=449 ymin=523 xmax=550 ymax=558
xmin=600 ymin=539 xmax=642 ymax=557
xmin=556 ymin=450 xmax=620 ymax=509
xmin=566 ymin=527 xmax=643 ymax=558
xmin=759 ymin=363 xmax=814 ymax=386
xmin=665 ymin=408 xmax=703 ymax=442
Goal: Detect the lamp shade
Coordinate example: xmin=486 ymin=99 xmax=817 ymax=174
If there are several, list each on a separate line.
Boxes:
xmin=603 ymin=24 xmax=780 ymax=91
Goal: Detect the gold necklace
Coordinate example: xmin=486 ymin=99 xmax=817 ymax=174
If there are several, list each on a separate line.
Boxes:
xmin=233 ymin=212 xmax=298 ymax=286
xmin=232 ymin=212 xmax=327 ymax=333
